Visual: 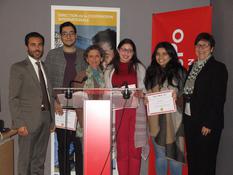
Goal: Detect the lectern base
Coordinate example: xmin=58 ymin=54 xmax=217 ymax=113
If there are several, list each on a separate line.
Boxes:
xmin=84 ymin=100 xmax=111 ymax=175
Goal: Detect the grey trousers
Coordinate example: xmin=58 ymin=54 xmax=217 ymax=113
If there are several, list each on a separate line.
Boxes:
xmin=18 ymin=111 xmax=51 ymax=175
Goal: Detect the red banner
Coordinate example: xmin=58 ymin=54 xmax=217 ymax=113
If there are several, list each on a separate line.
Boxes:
xmin=152 ymin=6 xmax=212 ymax=69
xmin=149 ymin=6 xmax=212 ymax=175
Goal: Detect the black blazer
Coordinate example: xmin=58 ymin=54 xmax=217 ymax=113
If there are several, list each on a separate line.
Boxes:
xmin=184 ymin=56 xmax=228 ymax=130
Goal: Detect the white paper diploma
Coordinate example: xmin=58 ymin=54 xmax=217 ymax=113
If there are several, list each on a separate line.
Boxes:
xmin=146 ymin=90 xmax=176 ymax=116
xmin=55 ymin=110 xmax=77 ymax=131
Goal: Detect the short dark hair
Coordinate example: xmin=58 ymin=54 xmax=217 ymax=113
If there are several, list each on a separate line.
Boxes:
xmin=59 ymin=21 xmax=77 ymax=34
xmin=25 ymin=32 xmax=44 ymax=46
xmin=194 ymin=32 xmax=215 ymax=48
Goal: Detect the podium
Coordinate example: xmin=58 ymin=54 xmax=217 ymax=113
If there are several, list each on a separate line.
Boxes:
xmin=54 ymin=87 xmax=142 ymax=175
xmin=0 ymin=130 xmax=17 ymax=175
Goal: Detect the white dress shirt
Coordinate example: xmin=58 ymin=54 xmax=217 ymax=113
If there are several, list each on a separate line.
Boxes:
xmin=28 ymin=55 xmax=50 ymax=100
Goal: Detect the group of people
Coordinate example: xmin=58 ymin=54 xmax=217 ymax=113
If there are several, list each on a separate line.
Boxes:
xmin=9 ymin=20 xmax=228 ymax=175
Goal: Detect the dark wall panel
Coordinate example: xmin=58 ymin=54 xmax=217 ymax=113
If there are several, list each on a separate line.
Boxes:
xmin=212 ymin=1 xmax=233 ymax=174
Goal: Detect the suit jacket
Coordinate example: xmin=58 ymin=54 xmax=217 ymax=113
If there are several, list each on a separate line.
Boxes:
xmin=44 ymin=46 xmax=87 ymax=88
xmin=9 ymin=57 xmax=55 ymax=132
xmin=184 ymin=56 xmax=228 ymax=130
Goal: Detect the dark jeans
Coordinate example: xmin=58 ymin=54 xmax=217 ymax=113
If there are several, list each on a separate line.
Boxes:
xmin=56 ymin=128 xmax=83 ymax=175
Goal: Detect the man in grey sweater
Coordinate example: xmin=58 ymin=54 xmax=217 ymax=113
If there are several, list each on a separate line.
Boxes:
xmin=45 ymin=21 xmax=87 ymax=175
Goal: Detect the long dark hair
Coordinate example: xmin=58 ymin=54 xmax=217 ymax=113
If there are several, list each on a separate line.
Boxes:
xmin=144 ymin=42 xmax=186 ymax=90
xmin=111 ymin=38 xmax=142 ymax=73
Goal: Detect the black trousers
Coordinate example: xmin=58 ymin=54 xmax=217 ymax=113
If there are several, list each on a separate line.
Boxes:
xmin=56 ymin=128 xmax=83 ymax=175
xmin=184 ymin=116 xmax=222 ymax=175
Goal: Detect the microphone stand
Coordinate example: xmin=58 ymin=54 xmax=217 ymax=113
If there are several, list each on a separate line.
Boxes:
xmin=62 ymin=76 xmax=88 ymax=174
xmin=69 ymin=76 xmax=88 ymax=88
xmin=63 ymin=88 xmax=74 ymax=175
xmin=100 ymin=84 xmax=132 ymax=175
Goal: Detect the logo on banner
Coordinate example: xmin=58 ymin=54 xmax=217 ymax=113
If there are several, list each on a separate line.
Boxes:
xmin=152 ymin=6 xmax=212 ymax=69
xmin=171 ymin=29 xmax=194 ymax=66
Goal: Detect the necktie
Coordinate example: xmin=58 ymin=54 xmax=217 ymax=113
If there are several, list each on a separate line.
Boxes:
xmin=36 ymin=61 xmax=50 ymax=110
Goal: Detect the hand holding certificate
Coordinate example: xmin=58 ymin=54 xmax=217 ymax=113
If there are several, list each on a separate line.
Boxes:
xmin=146 ymin=90 xmax=176 ymax=116
xmin=55 ymin=109 xmax=77 ymax=131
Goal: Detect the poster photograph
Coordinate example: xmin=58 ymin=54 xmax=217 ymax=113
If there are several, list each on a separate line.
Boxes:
xmin=50 ymin=5 xmax=120 ymax=175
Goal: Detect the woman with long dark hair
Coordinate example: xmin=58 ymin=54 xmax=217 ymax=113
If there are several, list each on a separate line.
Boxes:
xmin=144 ymin=42 xmax=186 ymax=175
xmin=105 ymin=38 xmax=148 ymax=175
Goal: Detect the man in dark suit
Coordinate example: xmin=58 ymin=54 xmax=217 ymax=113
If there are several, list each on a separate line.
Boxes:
xmin=45 ymin=21 xmax=87 ymax=175
xmin=9 ymin=32 xmax=55 ymax=175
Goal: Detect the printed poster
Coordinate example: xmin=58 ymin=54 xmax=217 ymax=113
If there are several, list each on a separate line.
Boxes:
xmin=50 ymin=5 xmax=120 ymax=175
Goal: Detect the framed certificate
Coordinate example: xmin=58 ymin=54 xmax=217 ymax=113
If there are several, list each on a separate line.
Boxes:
xmin=146 ymin=90 xmax=176 ymax=116
xmin=55 ymin=109 xmax=77 ymax=131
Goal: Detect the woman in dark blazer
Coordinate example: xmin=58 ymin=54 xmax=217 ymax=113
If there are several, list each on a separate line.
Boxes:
xmin=183 ymin=32 xmax=228 ymax=175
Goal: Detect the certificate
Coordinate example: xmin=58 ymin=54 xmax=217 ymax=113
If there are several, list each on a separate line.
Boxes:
xmin=55 ymin=110 xmax=77 ymax=131
xmin=146 ymin=90 xmax=176 ymax=116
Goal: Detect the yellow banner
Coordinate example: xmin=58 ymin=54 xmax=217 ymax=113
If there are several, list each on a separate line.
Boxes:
xmin=55 ymin=10 xmax=117 ymax=26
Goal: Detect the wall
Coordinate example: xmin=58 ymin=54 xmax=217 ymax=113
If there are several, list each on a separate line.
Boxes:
xmin=212 ymin=0 xmax=233 ymax=174
xmin=0 ymin=0 xmax=211 ymax=174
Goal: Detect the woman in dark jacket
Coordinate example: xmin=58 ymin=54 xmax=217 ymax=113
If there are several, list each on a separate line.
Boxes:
xmin=183 ymin=32 xmax=228 ymax=175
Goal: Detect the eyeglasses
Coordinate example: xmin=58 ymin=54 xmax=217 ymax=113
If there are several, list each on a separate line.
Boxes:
xmin=195 ymin=43 xmax=210 ymax=49
xmin=61 ymin=31 xmax=76 ymax=37
xmin=120 ymin=48 xmax=133 ymax=54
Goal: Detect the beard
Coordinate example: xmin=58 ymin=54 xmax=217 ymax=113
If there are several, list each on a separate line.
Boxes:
xmin=28 ymin=49 xmax=43 ymax=60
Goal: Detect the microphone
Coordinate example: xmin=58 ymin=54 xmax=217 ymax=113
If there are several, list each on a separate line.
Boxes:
xmin=122 ymin=82 xmax=131 ymax=99
xmin=69 ymin=76 xmax=88 ymax=88
xmin=65 ymin=76 xmax=88 ymax=99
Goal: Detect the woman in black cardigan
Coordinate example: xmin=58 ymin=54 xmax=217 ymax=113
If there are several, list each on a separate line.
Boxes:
xmin=183 ymin=32 xmax=228 ymax=175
